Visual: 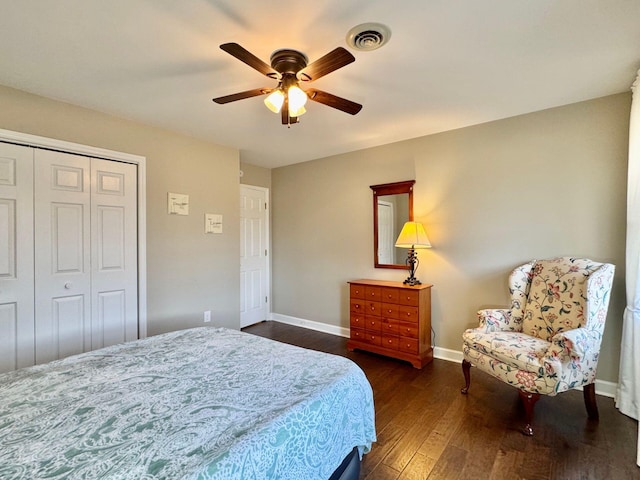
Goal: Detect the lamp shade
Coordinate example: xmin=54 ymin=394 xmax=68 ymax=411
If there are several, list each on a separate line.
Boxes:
xmin=264 ymin=89 xmax=285 ymax=113
xmin=395 ymin=221 xmax=432 ymax=249
xmin=287 ymin=85 xmax=308 ymax=117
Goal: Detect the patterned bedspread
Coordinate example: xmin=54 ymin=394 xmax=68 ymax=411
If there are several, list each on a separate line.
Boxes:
xmin=0 ymin=327 xmax=376 ymax=479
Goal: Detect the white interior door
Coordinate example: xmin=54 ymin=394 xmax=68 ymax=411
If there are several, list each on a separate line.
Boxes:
xmin=91 ymin=158 xmax=138 ymax=349
xmin=377 ymin=200 xmax=395 ymax=264
xmin=0 ymin=143 xmax=34 ymax=372
xmin=34 ymin=149 xmax=91 ymax=364
xmin=240 ymin=185 xmax=269 ymax=328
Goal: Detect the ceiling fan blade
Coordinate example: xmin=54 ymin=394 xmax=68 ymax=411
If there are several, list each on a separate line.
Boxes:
xmin=212 ymin=88 xmax=271 ymax=104
xmin=306 ymin=89 xmax=362 ymax=115
xmin=220 ymin=43 xmax=279 ymax=78
xmin=298 ymin=47 xmax=355 ymax=82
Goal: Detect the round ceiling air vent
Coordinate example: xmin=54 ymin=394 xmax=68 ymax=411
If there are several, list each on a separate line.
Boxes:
xmin=346 ymin=23 xmax=391 ymax=51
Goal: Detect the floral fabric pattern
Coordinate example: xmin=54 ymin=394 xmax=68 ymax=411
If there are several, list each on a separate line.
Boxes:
xmin=462 ymin=257 xmax=614 ymax=396
xmin=522 ymin=257 xmax=601 ymax=342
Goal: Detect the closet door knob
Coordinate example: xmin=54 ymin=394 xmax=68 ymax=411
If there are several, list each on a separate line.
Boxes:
xmin=64 ymin=282 xmax=72 ymax=289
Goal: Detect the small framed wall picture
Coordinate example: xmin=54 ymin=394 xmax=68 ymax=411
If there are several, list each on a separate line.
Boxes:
xmin=168 ymin=192 xmax=189 ymax=215
xmin=205 ymin=214 xmax=223 ymax=233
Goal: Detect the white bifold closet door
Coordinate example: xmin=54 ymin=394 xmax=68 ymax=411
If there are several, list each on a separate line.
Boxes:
xmin=0 ymin=144 xmax=35 ymax=372
xmin=34 ymin=150 xmax=138 ymax=363
xmin=0 ymin=143 xmax=138 ymax=372
xmin=34 ymin=149 xmax=138 ymax=365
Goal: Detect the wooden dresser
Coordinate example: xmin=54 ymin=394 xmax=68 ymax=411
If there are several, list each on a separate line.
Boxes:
xmin=347 ymin=279 xmax=433 ymax=369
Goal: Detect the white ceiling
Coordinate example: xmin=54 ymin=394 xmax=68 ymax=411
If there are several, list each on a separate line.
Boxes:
xmin=0 ymin=1 xmax=638 ymax=168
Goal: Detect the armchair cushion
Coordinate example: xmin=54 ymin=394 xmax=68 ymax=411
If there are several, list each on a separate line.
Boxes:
xmin=522 ymin=257 xmax=600 ymax=341
xmin=462 ymin=329 xmax=550 ymax=373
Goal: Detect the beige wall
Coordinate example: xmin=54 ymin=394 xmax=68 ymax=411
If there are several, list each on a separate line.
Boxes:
xmin=240 ymin=162 xmax=271 ymax=189
xmin=272 ymin=93 xmax=630 ymax=383
xmin=0 ymin=85 xmax=241 ymax=335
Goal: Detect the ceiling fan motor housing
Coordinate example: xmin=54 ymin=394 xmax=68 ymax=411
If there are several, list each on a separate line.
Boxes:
xmin=270 ymin=49 xmax=308 ymax=74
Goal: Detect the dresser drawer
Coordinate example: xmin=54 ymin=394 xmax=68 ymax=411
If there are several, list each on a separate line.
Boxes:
xmin=351 ymin=327 xmax=366 ymax=342
xmin=365 ymin=301 xmax=381 ymax=316
xmin=398 ymin=290 xmax=420 ymax=307
xmin=350 ymin=314 xmax=364 ymax=329
xmin=365 ymin=286 xmax=381 ymax=301
xmin=365 ymin=316 xmax=382 ymax=332
xmin=350 ymin=299 xmax=365 ymax=314
xmin=363 ymin=332 xmax=382 ymax=346
xmin=381 ymin=302 xmax=399 ymax=319
xmin=350 ymin=284 xmax=365 ymax=299
xmin=398 ymin=337 xmax=419 ymax=354
xmin=398 ymin=321 xmax=418 ymax=339
xmin=381 ymin=334 xmax=399 ymax=350
xmin=399 ymin=305 xmax=419 ymax=322
xmin=380 ymin=287 xmax=400 ymax=304
xmin=380 ymin=318 xmax=399 ymax=335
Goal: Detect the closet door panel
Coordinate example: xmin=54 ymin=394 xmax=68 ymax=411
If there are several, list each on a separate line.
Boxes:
xmin=35 ymin=149 xmax=91 ymax=365
xmin=91 ymin=158 xmax=138 ymax=349
xmin=52 ymin=294 xmax=86 ymax=359
xmin=0 ymin=143 xmax=34 ymax=372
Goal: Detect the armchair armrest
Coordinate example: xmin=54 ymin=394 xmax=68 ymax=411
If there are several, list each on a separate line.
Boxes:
xmin=476 ymin=308 xmax=517 ymax=333
xmin=547 ymin=327 xmax=599 ymax=362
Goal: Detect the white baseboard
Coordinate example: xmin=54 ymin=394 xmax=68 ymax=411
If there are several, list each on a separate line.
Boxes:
xmin=269 ymin=313 xmax=350 ymax=338
xmin=433 ymin=346 xmax=464 ymax=363
xmin=589 ymin=379 xmax=617 ymax=399
xmin=268 ymin=313 xmax=618 ymax=398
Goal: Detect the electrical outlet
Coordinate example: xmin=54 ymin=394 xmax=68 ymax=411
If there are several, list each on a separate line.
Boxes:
xmin=203 ymin=310 xmax=211 ymax=323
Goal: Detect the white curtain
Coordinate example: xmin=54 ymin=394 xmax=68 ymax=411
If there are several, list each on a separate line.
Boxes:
xmin=616 ymin=68 xmax=640 ymax=466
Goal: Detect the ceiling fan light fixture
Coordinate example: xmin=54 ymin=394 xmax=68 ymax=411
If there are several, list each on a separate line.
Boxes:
xmin=264 ymin=89 xmax=285 ymax=113
xmin=289 ymin=105 xmax=306 ymax=118
xmin=287 ymin=85 xmax=308 ymax=117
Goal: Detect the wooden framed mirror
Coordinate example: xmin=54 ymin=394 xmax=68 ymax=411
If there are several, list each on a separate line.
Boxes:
xmin=370 ymin=180 xmax=414 ymax=269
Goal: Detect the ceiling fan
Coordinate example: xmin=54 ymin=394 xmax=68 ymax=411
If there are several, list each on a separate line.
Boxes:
xmin=212 ymin=43 xmax=362 ymax=126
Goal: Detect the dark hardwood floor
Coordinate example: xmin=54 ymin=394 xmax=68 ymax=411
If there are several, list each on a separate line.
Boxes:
xmin=243 ymin=321 xmax=640 ymax=480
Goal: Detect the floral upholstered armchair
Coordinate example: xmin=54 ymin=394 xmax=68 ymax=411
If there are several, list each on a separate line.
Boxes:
xmin=461 ymin=257 xmax=615 ymax=435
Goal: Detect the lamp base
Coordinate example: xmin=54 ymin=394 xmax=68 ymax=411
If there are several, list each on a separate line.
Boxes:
xmin=403 ymin=248 xmax=422 ymax=286
xmin=403 ymin=276 xmax=422 ymax=286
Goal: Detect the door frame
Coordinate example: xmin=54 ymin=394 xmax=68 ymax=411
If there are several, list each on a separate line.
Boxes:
xmin=0 ymin=128 xmax=148 ymax=338
xmin=377 ymin=199 xmax=395 ymax=265
xmin=240 ymin=184 xmax=270 ymax=328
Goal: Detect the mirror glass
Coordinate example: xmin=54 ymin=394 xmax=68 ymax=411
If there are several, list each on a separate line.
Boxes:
xmin=370 ymin=180 xmax=414 ymax=269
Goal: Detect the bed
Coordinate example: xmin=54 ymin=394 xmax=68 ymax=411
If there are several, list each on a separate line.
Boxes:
xmin=0 ymin=327 xmax=376 ymax=479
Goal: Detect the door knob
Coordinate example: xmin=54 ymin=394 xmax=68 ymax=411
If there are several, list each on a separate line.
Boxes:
xmin=64 ymin=282 xmax=72 ymax=289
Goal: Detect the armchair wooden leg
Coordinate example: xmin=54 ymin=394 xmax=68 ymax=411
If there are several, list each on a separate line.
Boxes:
xmin=583 ymin=383 xmax=599 ymax=420
xmin=518 ymin=390 xmax=540 ymax=436
xmin=461 ymin=359 xmax=471 ymax=394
